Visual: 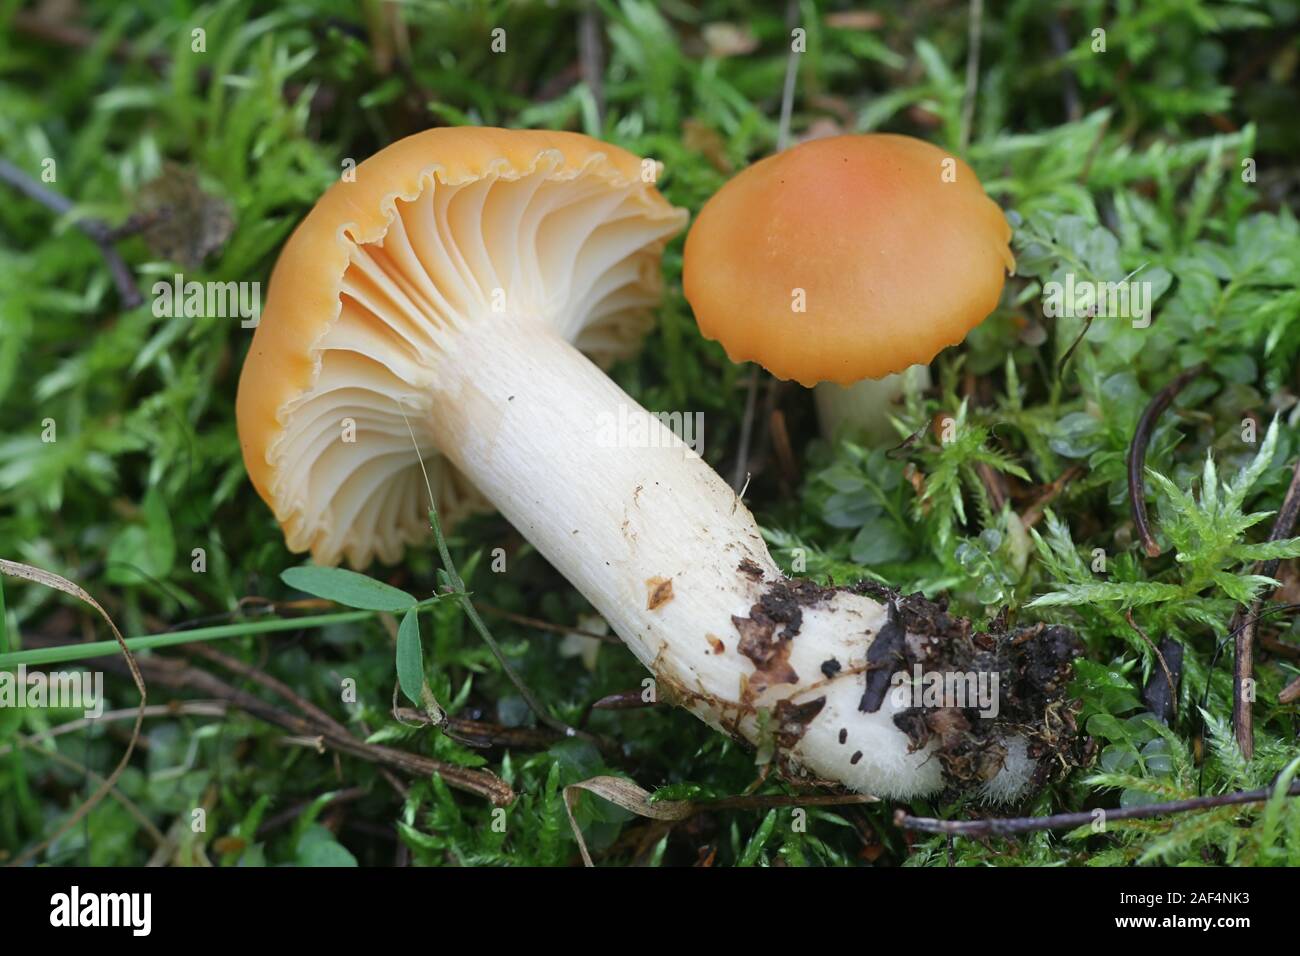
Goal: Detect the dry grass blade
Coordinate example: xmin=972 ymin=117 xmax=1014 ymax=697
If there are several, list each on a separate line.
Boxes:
xmin=564 ymin=776 xmax=695 ymax=866
xmin=0 ymin=558 xmax=147 ymax=866
xmin=564 ymin=774 xmax=880 ymax=866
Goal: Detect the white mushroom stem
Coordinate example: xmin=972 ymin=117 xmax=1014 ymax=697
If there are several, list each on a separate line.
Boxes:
xmin=814 ymin=365 xmax=931 ymax=444
xmin=424 ymin=314 xmax=1032 ymax=799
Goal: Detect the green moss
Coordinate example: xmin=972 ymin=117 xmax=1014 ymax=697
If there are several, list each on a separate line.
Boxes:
xmin=2 ymin=0 xmax=1298 ymax=866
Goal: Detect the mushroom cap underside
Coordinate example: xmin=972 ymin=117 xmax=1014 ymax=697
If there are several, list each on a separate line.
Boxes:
xmin=236 ymin=127 xmax=687 ymax=567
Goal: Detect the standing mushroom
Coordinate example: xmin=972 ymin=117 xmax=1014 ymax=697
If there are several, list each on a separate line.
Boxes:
xmin=683 ymin=133 xmax=1014 ymax=442
xmin=238 ymin=127 xmax=1074 ymax=800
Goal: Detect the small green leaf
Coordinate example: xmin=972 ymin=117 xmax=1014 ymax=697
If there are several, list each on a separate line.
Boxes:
xmin=850 ymin=524 xmax=910 ymax=564
xmin=281 ymin=566 xmax=416 ymax=612
xmin=1049 ymin=411 xmax=1103 ymax=459
xmin=396 ymin=607 xmax=424 ymax=708
xmin=818 ymin=463 xmax=867 ymax=494
xmin=1259 ymin=755 xmax=1300 ymax=851
xmin=1086 ymin=713 xmax=1130 ymax=742
xmin=106 ymin=488 xmax=176 ymax=584
xmin=296 ymin=825 xmax=358 ymax=867
xmin=1230 ymin=537 xmax=1300 ymax=562
xmin=737 ymin=808 xmax=779 ymax=867
xmin=1028 ymin=581 xmax=1182 ymax=608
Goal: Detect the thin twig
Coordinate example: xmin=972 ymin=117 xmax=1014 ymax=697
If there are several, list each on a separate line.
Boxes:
xmin=1127 ymin=364 xmax=1206 ymax=557
xmin=12 ymin=10 xmax=168 ymax=68
xmin=1055 ymin=312 xmax=1096 ymax=376
xmin=397 ymin=400 xmax=591 ymax=744
xmin=393 ymin=706 xmax=564 ymax=749
xmin=476 ymin=602 xmax=620 ymax=643
xmin=428 ymin=507 xmax=591 ymax=743
xmin=753 ymin=375 xmax=784 ymax=488
xmin=974 ymin=460 xmax=1008 ymax=512
xmin=1047 ymin=13 xmax=1081 ymax=122
xmin=769 ymin=408 xmax=800 ymax=490
xmin=1231 ymin=457 xmax=1300 ymax=758
xmin=896 ymin=780 xmax=1300 ymax=836
xmin=0 ymin=702 xmax=227 ymax=758
xmin=707 ymin=791 xmax=878 ymax=811
xmin=1194 ymin=601 xmax=1300 ymax=792
xmin=1280 ymin=675 xmax=1300 ymax=704
xmin=19 ymin=633 xmax=515 ymax=805
xmin=591 ymin=689 xmax=658 ymax=711
xmin=776 ymin=0 xmax=800 ymax=151
xmin=0 ymin=157 xmax=143 ymax=308
xmin=8 ymin=737 xmax=167 ymax=851
xmin=1021 ymin=464 xmax=1085 ymax=529
xmin=731 ymin=367 xmax=761 ymax=492
xmin=0 ymin=559 xmax=148 ymax=867
xmin=187 ymin=642 xmax=351 ymax=737
xmin=729 ymin=0 xmax=800 ymax=493
xmin=959 ymin=0 xmax=984 ymax=151
xmin=578 ymin=2 xmax=605 ymax=129
xmin=1260 ymin=632 xmax=1300 ymax=660
xmin=1126 ymin=610 xmax=1178 ymax=722
xmin=255 ymin=787 xmax=368 ymax=838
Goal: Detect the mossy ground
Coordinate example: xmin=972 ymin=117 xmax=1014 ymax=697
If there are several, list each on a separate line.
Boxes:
xmin=2 ymin=0 xmax=1299 ymax=866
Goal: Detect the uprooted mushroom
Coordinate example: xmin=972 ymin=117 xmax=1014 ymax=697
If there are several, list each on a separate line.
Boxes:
xmin=236 ymin=127 xmax=1082 ymax=802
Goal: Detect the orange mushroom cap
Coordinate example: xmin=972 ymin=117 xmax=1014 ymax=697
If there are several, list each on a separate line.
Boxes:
xmin=237 ymin=127 xmax=684 ymax=567
xmin=682 ymin=134 xmax=1014 ymax=387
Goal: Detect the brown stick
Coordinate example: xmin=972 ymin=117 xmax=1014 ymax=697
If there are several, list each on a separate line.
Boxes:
xmin=1231 ymin=458 xmax=1300 ymax=758
xmin=1021 ymin=464 xmax=1084 ymax=529
xmin=769 ymin=408 xmax=800 ymax=490
xmin=0 ymin=157 xmax=143 ymax=308
xmin=7 ymin=736 xmax=167 ymax=851
xmin=391 ymin=705 xmax=564 ymax=750
xmin=1126 ymin=610 xmax=1179 ymax=723
xmin=1 ymin=560 xmax=148 ymax=867
xmin=0 ymin=701 xmax=228 ymax=758
xmin=1127 ymin=364 xmax=1206 ymax=557
xmin=12 ymin=11 xmax=167 ymax=67
xmin=186 ymin=643 xmax=351 ymax=737
xmin=20 ymin=635 xmax=514 ymax=805
xmin=255 ymin=786 xmax=369 ymax=838
xmin=896 ymin=780 xmax=1300 ymax=836
xmin=475 ymin=602 xmax=620 ymax=643
xmin=1260 ymin=632 xmax=1300 ymax=660
xmin=958 ymin=0 xmax=984 ymax=151
xmin=577 ymin=2 xmax=605 ymax=126
xmin=1280 ymin=675 xmax=1300 ymax=705
xmin=731 ymin=366 xmax=762 ymax=492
